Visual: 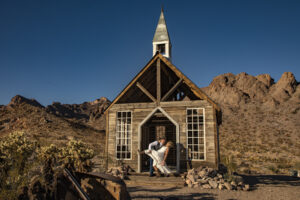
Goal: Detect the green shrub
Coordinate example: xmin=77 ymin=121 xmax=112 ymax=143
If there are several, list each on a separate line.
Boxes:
xmin=0 ymin=131 xmax=95 ymax=199
xmin=0 ymin=132 xmax=37 ymax=199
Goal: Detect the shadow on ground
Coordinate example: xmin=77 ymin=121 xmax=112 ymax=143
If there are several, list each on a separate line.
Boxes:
xmin=127 ymin=186 xmax=216 ymax=200
xmin=241 ymin=174 xmax=300 ymax=190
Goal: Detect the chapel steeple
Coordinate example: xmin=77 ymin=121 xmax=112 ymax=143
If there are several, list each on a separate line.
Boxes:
xmin=153 ymin=7 xmax=172 ymax=59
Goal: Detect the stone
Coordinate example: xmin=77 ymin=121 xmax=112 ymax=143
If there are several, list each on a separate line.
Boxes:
xmin=185 ymin=179 xmax=192 ymax=185
xmin=196 ymin=166 xmax=204 ymax=172
xmin=202 ymin=184 xmax=212 ymax=189
xmin=197 ymin=179 xmax=208 ymax=184
xmin=218 ymin=184 xmax=224 ymax=190
xmin=232 ymin=175 xmax=244 ymax=183
xmin=243 ymin=184 xmax=250 ymax=191
xmin=198 ymin=170 xmax=207 ymax=178
xmin=208 ymin=180 xmax=218 ymax=189
xmin=188 ymin=183 xmax=193 ymax=188
xmin=187 ymin=174 xmax=196 ymax=183
xmin=217 ymin=174 xmax=223 ymax=179
xmin=231 ymin=181 xmax=237 ymax=187
xmin=188 ymin=168 xmax=195 ymax=175
xmin=224 ymin=182 xmax=232 ymax=190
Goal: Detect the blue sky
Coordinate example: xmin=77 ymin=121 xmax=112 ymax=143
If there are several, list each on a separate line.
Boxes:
xmin=0 ymin=0 xmax=299 ymax=105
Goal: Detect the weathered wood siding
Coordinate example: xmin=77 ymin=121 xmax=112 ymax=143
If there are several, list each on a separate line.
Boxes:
xmin=107 ymin=100 xmax=218 ymax=172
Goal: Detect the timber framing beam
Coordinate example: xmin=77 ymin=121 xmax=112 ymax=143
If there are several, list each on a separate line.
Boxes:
xmin=157 ymin=58 xmax=161 ymax=104
xmin=161 ymin=78 xmax=183 ymax=101
xmin=136 ymin=82 xmax=157 ymax=103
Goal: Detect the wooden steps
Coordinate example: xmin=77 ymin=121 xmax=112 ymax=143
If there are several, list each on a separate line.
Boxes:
xmin=125 ymin=175 xmax=184 ymax=187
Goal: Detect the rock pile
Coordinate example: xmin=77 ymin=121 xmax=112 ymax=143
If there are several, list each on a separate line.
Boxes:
xmin=182 ymin=167 xmax=250 ymax=191
xmin=106 ymin=165 xmax=133 ymax=180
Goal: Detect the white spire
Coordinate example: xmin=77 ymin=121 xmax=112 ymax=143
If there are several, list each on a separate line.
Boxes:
xmin=153 ymin=8 xmax=172 ymax=59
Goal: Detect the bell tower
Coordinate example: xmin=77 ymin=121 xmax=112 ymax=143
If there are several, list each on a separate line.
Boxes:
xmin=153 ymin=8 xmax=171 ymax=59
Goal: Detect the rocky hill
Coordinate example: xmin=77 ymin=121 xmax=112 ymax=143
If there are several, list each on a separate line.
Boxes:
xmin=0 ymin=95 xmax=110 ymax=154
xmin=202 ymin=72 xmax=300 ymax=174
xmin=0 ymin=72 xmax=299 ymax=174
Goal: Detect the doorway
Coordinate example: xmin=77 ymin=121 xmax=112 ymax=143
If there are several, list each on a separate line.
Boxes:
xmin=138 ymin=107 xmax=180 ymax=173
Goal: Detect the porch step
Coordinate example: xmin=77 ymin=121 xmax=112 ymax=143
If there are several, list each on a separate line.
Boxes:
xmin=125 ymin=175 xmax=184 ymax=187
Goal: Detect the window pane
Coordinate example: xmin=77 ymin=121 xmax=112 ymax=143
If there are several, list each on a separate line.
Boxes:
xmin=200 ymin=153 xmax=204 ymax=160
xmin=116 ymin=111 xmax=132 ymax=159
xmin=193 ymin=116 xmax=198 ymax=123
xmin=193 ymin=131 xmax=198 ymax=137
xmin=198 ymin=131 xmax=204 ymax=137
xmin=193 ymin=138 xmax=198 ymax=145
xmin=186 ymin=108 xmax=205 ymax=160
xmin=193 ymin=124 xmax=198 ymax=130
xmin=199 ymin=116 xmax=204 ymax=122
xmin=187 ymin=109 xmax=192 ymax=116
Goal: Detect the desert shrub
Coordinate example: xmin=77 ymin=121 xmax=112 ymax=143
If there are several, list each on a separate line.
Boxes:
xmin=60 ymin=140 xmax=95 ymax=172
xmin=0 ymin=132 xmax=95 ymax=199
xmin=38 ymin=139 xmax=95 ymax=172
xmin=0 ymin=132 xmax=37 ymax=199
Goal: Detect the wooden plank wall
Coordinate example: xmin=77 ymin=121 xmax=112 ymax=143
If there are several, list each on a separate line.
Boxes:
xmin=106 ymin=100 xmax=218 ymax=172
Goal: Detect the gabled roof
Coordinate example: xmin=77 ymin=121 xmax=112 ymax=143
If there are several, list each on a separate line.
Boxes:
xmin=153 ymin=8 xmax=170 ymax=43
xmin=104 ymin=53 xmax=220 ymax=113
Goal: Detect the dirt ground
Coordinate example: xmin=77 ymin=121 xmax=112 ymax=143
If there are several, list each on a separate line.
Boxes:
xmin=126 ymin=175 xmax=300 ymax=200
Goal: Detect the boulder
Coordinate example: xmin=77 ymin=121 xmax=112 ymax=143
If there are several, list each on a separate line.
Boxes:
xmin=218 ymin=184 xmax=224 ymax=190
xmin=198 ymin=170 xmax=207 ymax=178
xmin=202 ymin=184 xmax=212 ymax=189
xmin=224 ymin=182 xmax=232 ymax=190
xmin=197 ymin=179 xmax=208 ymax=184
xmin=243 ymin=184 xmax=250 ymax=191
xmin=208 ymin=180 xmax=218 ymax=189
xmin=186 ymin=174 xmax=196 ymax=183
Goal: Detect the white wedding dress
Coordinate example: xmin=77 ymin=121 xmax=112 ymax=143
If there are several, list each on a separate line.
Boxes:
xmin=145 ymin=146 xmax=171 ymax=174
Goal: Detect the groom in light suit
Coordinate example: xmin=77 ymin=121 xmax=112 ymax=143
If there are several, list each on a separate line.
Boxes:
xmin=148 ymin=136 xmax=166 ymax=177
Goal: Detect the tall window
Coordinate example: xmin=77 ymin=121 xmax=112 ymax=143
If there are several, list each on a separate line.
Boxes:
xmin=186 ymin=108 xmax=205 ymax=160
xmin=116 ymin=111 xmax=132 ymax=159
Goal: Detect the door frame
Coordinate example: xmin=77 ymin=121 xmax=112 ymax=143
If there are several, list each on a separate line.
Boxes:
xmin=138 ymin=106 xmax=180 ymax=173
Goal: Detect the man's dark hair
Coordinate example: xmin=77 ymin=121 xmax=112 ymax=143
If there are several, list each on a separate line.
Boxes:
xmin=159 ymin=136 xmax=166 ymax=140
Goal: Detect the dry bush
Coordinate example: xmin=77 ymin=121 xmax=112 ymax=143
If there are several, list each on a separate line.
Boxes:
xmin=0 ymin=131 xmax=95 ymax=199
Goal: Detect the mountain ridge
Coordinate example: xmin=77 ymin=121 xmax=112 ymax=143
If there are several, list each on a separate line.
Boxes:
xmin=0 ymin=71 xmax=299 ymax=174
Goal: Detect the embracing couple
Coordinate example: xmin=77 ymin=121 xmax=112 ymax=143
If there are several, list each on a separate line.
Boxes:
xmin=138 ymin=136 xmax=174 ymax=177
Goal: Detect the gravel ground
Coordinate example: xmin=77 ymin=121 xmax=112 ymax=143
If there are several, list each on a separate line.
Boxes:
xmin=126 ymin=175 xmax=300 ymax=200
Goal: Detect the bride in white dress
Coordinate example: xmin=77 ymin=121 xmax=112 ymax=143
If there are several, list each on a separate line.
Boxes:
xmin=139 ymin=141 xmax=174 ymax=176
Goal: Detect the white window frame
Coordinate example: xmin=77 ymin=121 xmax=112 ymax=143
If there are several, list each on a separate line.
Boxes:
xmin=186 ymin=108 xmax=206 ymax=161
xmin=116 ymin=111 xmax=133 ymax=160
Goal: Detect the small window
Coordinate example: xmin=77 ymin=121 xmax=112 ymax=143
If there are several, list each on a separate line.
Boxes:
xmin=186 ymin=108 xmax=205 ymax=160
xmin=116 ymin=111 xmax=132 ymax=160
xmin=157 ymin=44 xmax=166 ymax=54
